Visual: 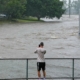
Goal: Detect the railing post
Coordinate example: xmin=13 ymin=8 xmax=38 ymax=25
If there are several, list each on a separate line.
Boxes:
xmin=79 ymin=9 xmax=80 ymax=35
xmin=69 ymin=0 xmax=71 ymax=18
xmin=26 ymin=59 xmax=28 ymax=80
xmin=72 ymin=58 xmax=74 ymax=80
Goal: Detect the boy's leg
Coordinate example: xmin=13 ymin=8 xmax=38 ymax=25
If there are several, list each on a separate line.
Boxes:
xmin=37 ymin=62 xmax=41 ymax=79
xmin=43 ymin=70 xmax=46 ymax=78
xmin=42 ymin=62 xmax=46 ymax=79
xmin=38 ymin=71 xmax=41 ymax=78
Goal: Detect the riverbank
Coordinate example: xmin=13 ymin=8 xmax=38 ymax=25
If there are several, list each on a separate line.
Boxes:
xmin=0 ymin=16 xmax=44 ymax=24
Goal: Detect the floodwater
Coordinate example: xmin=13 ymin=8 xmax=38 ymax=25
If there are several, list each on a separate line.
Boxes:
xmin=0 ymin=15 xmax=80 ymax=79
xmin=0 ymin=15 xmax=80 ymax=58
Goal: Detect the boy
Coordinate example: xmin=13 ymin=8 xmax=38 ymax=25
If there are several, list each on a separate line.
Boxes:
xmin=34 ymin=42 xmax=46 ymax=80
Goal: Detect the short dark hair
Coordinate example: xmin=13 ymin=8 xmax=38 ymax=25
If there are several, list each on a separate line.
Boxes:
xmin=40 ymin=42 xmax=44 ymax=46
xmin=39 ymin=44 xmax=40 ymax=47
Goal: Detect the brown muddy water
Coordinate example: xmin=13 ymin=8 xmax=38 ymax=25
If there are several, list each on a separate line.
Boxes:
xmin=0 ymin=15 xmax=80 ymax=79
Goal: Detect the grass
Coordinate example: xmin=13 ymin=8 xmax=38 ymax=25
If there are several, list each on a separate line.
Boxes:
xmin=0 ymin=16 xmax=44 ymax=24
xmin=0 ymin=20 xmax=12 ymax=24
xmin=16 ymin=16 xmax=44 ymax=23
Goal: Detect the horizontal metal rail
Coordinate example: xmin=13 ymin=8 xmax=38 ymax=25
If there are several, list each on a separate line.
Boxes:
xmin=0 ymin=58 xmax=80 ymax=60
xmin=0 ymin=58 xmax=80 ymax=80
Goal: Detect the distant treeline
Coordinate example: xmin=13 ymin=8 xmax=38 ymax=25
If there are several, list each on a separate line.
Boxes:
xmin=0 ymin=0 xmax=65 ymax=20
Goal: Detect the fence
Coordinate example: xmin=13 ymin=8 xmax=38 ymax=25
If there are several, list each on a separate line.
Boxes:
xmin=0 ymin=58 xmax=80 ymax=80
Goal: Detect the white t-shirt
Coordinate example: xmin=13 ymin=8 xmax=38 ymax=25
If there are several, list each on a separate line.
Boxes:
xmin=34 ymin=47 xmax=46 ymax=62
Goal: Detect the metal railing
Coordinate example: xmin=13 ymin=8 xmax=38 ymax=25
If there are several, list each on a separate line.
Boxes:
xmin=0 ymin=58 xmax=80 ymax=80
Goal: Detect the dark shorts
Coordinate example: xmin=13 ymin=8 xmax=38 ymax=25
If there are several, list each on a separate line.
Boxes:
xmin=37 ymin=62 xmax=46 ymax=71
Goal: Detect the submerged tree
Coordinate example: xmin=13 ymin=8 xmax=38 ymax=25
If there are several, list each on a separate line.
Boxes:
xmin=26 ymin=0 xmax=65 ymax=20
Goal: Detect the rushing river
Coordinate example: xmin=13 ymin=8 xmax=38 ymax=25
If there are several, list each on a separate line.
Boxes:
xmin=0 ymin=15 xmax=80 ymax=80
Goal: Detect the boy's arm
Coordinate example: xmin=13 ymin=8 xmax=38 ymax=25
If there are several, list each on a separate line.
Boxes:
xmin=34 ymin=49 xmax=37 ymax=53
xmin=44 ymin=50 xmax=46 ymax=54
xmin=41 ymin=50 xmax=46 ymax=54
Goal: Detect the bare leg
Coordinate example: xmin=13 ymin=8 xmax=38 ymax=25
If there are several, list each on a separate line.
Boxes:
xmin=43 ymin=70 xmax=46 ymax=78
xmin=38 ymin=71 xmax=41 ymax=78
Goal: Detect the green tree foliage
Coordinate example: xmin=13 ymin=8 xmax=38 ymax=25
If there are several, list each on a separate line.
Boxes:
xmin=26 ymin=0 xmax=65 ymax=20
xmin=5 ymin=0 xmax=27 ymax=19
xmin=0 ymin=0 xmax=9 ymax=13
xmin=0 ymin=0 xmax=27 ymax=19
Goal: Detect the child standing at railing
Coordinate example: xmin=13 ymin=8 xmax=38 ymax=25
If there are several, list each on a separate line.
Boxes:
xmin=34 ymin=42 xmax=46 ymax=80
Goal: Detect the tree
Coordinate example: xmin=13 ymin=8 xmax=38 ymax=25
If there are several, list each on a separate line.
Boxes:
xmin=26 ymin=0 xmax=65 ymax=20
xmin=0 ymin=0 xmax=9 ymax=13
xmin=62 ymin=0 xmax=67 ymax=9
xmin=5 ymin=0 xmax=27 ymax=19
xmin=72 ymin=0 xmax=80 ymax=14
